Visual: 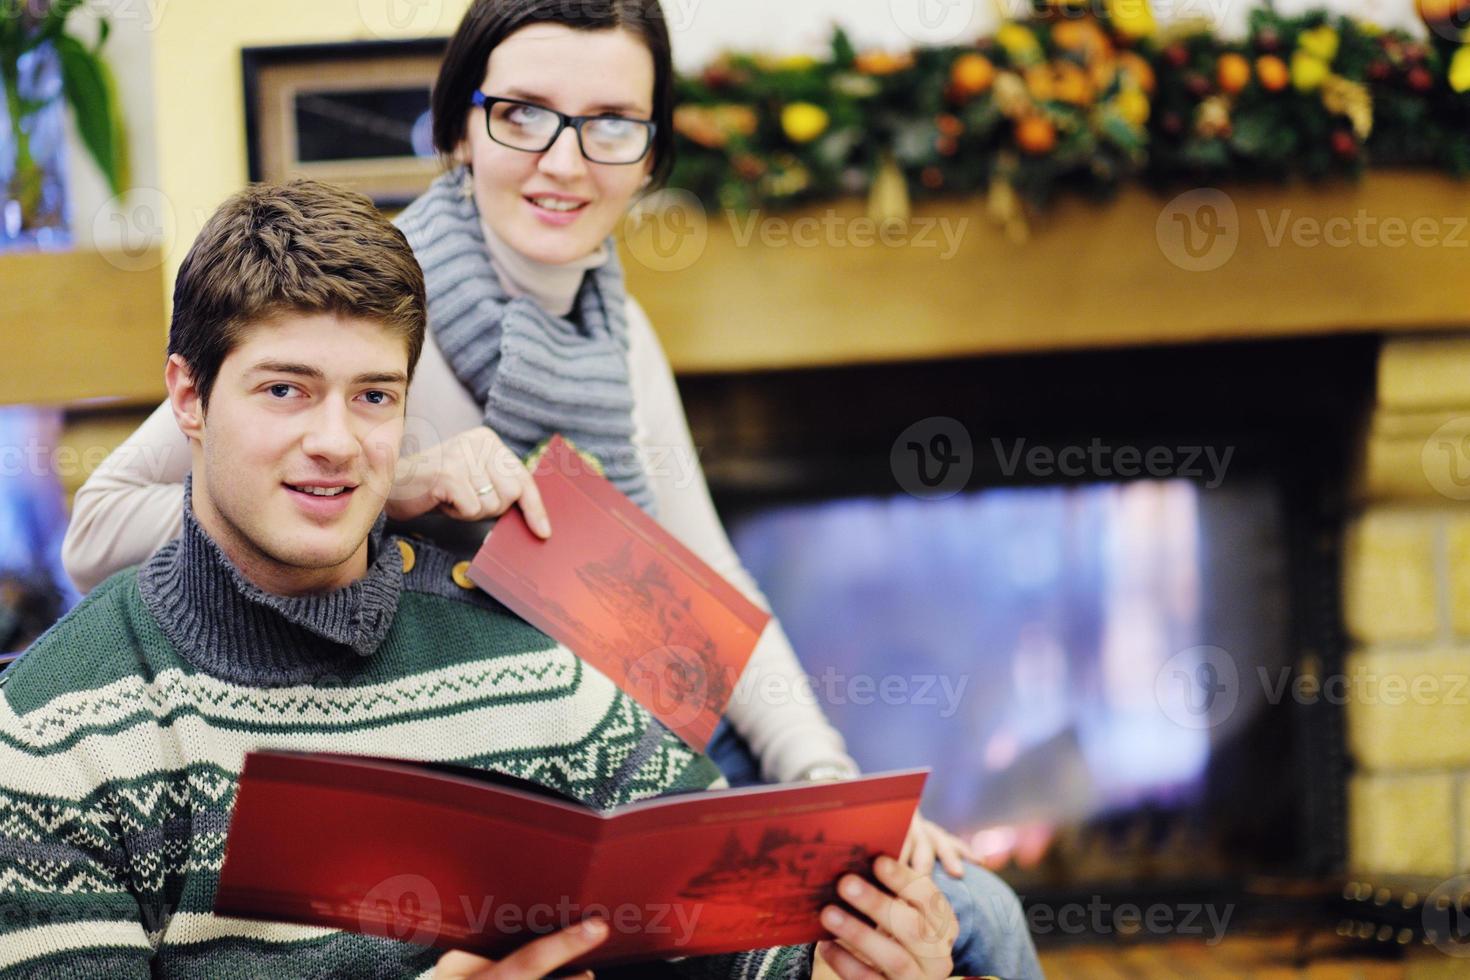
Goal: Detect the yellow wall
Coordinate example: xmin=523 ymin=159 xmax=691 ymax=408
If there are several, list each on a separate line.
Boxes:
xmin=150 ymin=0 xmax=474 ymax=294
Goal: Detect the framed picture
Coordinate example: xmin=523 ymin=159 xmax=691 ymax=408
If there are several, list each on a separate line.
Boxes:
xmin=242 ymin=39 xmax=449 ymax=210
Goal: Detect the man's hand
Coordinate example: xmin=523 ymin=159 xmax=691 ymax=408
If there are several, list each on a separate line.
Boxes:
xmin=813 ymin=855 xmax=957 ymax=980
xmin=898 ymin=810 xmax=976 ymax=878
xmin=387 ymin=426 xmax=551 ymax=537
xmin=434 ymin=918 xmax=606 ymax=978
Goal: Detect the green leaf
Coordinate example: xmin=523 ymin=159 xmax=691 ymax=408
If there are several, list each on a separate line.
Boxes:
xmin=54 ymin=32 xmax=126 ymax=195
xmin=831 ymin=28 xmax=856 ymax=70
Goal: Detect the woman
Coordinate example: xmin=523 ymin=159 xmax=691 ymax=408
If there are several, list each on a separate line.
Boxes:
xmin=64 ymin=3 xmax=1041 ymax=976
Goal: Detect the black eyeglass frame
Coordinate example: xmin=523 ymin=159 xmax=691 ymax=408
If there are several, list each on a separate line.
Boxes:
xmin=470 ymin=91 xmax=656 ymax=165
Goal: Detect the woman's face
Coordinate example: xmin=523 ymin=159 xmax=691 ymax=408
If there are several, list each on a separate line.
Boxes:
xmin=461 ymin=23 xmax=657 ymax=265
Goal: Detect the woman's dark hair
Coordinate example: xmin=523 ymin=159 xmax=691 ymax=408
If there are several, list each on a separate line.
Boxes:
xmin=432 ymin=0 xmax=675 ymax=188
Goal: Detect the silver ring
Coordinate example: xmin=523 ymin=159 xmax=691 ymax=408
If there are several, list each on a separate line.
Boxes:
xmin=474 ymin=484 xmax=496 ymax=497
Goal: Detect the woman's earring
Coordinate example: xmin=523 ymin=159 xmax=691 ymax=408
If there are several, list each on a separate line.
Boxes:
xmin=460 ymin=168 xmax=475 ymax=199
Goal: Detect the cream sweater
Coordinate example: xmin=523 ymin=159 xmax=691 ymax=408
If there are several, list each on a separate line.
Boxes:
xmin=61 ymin=244 xmax=855 ymax=785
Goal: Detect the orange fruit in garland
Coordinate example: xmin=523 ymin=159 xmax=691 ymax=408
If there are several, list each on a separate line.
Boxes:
xmin=1417 ymin=0 xmax=1470 ymax=32
xmin=1217 ymin=52 xmax=1251 ymax=94
xmin=1025 ymin=65 xmax=1057 ymax=101
xmin=951 ymin=53 xmax=997 ymax=97
xmin=1054 ymin=61 xmax=1095 ymax=105
xmin=1255 ymin=54 xmax=1289 ymax=92
xmin=1117 ymin=51 xmax=1157 ymax=94
xmin=1015 ymin=115 xmax=1058 ymax=155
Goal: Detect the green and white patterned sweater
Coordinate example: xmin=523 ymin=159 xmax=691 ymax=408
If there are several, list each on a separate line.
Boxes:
xmin=0 ymin=506 xmax=811 ymax=980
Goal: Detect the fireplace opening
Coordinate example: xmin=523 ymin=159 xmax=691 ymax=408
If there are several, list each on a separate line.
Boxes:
xmin=681 ymin=334 xmax=1381 ymax=937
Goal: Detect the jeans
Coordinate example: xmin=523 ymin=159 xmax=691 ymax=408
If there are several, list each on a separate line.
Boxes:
xmin=934 ymin=863 xmax=1043 ymax=979
xmin=706 ymin=720 xmax=1044 ymax=978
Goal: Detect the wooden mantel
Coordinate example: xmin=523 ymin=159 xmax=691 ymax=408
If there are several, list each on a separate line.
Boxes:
xmin=1 ymin=249 xmax=166 ymax=407
xmin=3 ymin=173 xmax=1466 ymax=408
xmin=618 ymin=170 xmax=1470 ymax=375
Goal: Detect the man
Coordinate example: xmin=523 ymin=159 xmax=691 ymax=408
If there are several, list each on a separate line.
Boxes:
xmin=0 ymin=180 xmax=961 ymax=979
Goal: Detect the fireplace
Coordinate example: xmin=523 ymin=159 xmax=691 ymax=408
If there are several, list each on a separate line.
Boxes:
xmin=679 ymin=335 xmax=1381 ymax=939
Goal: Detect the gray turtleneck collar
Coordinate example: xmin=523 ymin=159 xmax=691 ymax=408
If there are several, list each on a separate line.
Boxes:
xmin=137 ymin=480 xmax=404 ymax=686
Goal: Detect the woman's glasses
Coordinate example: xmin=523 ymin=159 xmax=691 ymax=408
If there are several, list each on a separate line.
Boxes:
xmin=472 ymin=92 xmax=655 ymax=165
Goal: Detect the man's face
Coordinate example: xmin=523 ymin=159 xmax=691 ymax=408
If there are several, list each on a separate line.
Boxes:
xmin=172 ymin=312 xmax=408 ymax=595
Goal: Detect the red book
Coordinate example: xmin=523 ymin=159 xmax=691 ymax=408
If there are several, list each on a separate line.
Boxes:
xmin=468 ymin=435 xmax=770 ymax=751
xmin=214 ymin=750 xmax=927 ymax=968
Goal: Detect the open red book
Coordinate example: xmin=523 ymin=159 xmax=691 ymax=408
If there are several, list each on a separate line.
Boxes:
xmin=214 ymin=751 xmax=926 ymax=967
xmin=468 ymin=435 xmax=770 ymax=751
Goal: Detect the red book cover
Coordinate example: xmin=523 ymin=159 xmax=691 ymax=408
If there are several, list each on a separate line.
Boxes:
xmin=468 ymin=435 xmax=770 ymax=751
xmin=214 ymin=751 xmax=927 ymax=968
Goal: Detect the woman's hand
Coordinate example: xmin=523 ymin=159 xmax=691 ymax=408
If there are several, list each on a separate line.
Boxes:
xmin=434 ymin=918 xmax=606 ymax=978
xmin=388 ymin=426 xmax=551 ymax=537
xmin=898 ymin=810 xmax=976 ymax=878
xmin=813 ymin=855 xmax=957 ymax=980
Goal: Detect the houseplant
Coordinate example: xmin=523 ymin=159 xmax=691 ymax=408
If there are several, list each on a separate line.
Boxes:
xmin=1 ymin=0 xmax=127 ymax=248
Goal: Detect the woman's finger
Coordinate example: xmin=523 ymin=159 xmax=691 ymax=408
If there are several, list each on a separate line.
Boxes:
xmin=909 ymin=824 xmax=936 ymax=876
xmin=437 ymin=463 xmax=486 ymax=522
xmin=514 ymin=463 xmax=552 ymax=538
xmin=929 ymin=823 xmax=967 ymax=878
xmin=460 ymin=452 xmax=502 ymax=520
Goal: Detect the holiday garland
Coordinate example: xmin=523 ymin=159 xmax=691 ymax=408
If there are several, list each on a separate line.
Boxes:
xmin=668 ymin=3 xmax=1470 ymax=238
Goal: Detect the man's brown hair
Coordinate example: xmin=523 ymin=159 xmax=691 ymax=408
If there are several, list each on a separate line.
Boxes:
xmin=168 ymin=178 xmax=427 ymax=409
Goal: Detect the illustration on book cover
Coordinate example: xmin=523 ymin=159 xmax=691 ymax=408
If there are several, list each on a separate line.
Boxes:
xmin=576 ymin=540 xmax=735 ymax=713
xmin=679 ymin=828 xmax=869 ymax=925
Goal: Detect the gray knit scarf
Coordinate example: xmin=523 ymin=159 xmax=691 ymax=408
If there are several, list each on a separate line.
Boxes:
xmin=394 ymin=168 xmax=655 ymax=515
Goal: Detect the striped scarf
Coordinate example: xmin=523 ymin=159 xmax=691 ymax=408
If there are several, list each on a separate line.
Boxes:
xmin=395 ymin=168 xmax=656 ymax=515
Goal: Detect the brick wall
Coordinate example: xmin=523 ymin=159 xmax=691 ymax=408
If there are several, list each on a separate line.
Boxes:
xmin=1345 ymin=336 xmax=1470 ymax=877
